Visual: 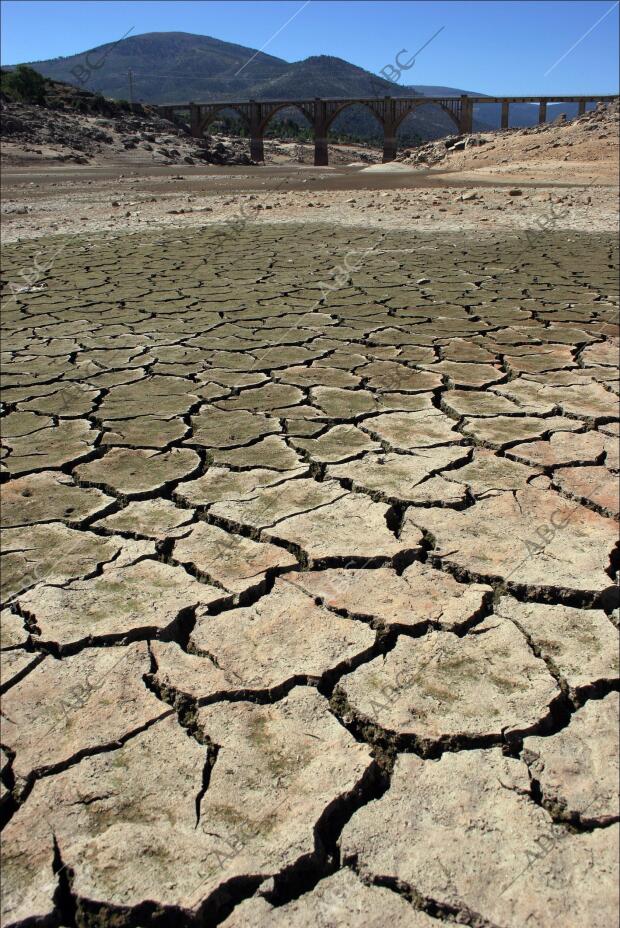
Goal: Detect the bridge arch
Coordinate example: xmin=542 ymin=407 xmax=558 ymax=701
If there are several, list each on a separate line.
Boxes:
xmin=324 ymin=100 xmax=385 ymax=131
xmin=253 ymin=103 xmax=314 ymax=163
xmin=325 ymin=101 xmax=385 ymax=161
xmin=197 ymin=104 xmax=250 ymax=136
xmin=389 ymin=100 xmax=463 ymax=158
xmin=257 ymin=101 xmax=314 ymax=135
xmin=243 ymin=101 xmax=317 ymax=163
xmin=394 ymin=100 xmax=461 ymax=134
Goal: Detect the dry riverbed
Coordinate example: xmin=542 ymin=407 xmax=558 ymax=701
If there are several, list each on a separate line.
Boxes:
xmin=1 ymin=154 xmax=619 ymax=928
xmin=1 ymin=158 xmax=618 ymax=243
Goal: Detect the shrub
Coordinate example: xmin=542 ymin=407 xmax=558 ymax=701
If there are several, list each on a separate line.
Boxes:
xmin=0 ymin=65 xmax=47 ymax=104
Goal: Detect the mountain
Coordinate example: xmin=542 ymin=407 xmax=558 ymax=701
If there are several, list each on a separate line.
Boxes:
xmin=15 ymin=33 xmax=410 ymax=103
xmin=11 ymin=32 xmax=454 ymax=141
xmin=13 ymin=32 xmax=586 ymax=142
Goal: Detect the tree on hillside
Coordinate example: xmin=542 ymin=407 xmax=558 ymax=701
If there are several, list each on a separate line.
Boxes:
xmin=1 ymin=65 xmax=47 ymax=104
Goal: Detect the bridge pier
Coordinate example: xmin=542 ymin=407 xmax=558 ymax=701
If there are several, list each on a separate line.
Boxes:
xmin=383 ymin=134 xmax=397 ymax=162
xmin=313 ymin=99 xmax=329 ymax=166
xmin=250 ymin=136 xmax=265 ymax=162
xmin=248 ymin=101 xmax=265 ymax=163
xmin=538 ymin=100 xmax=547 ymax=124
xmin=382 ymin=98 xmax=397 ymax=162
xmin=459 ymin=96 xmax=473 ymax=134
xmin=314 ymin=135 xmax=329 ymax=166
xmin=578 ymin=99 xmax=587 ymax=116
xmin=189 ymin=102 xmax=202 ymax=138
xmin=501 ymin=101 xmax=510 ymax=129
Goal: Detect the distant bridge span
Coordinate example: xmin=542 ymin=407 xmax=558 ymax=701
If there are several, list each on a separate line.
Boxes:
xmin=155 ymin=94 xmax=618 ymax=165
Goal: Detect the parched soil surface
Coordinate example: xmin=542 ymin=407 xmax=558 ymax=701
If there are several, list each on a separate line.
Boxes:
xmin=1 ymin=159 xmax=617 ymax=244
xmin=1 ymin=222 xmax=619 ymax=928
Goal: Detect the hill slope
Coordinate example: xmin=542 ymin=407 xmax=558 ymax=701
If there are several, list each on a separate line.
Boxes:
xmin=17 ymin=32 xmax=409 ymax=102
xmin=15 ymin=32 xmax=479 ymax=141
xmin=15 ymin=31 xmax=602 ymax=140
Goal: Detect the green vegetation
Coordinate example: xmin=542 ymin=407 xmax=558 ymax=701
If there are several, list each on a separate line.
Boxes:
xmin=264 ymin=118 xmax=313 ymax=141
xmin=1 ymin=65 xmax=47 ymax=104
xmin=208 ymin=113 xmax=382 ymax=148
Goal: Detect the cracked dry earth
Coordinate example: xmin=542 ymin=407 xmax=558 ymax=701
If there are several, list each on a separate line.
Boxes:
xmin=0 ymin=222 xmax=619 ymax=928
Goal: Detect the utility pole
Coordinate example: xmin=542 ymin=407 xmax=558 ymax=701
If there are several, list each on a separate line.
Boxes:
xmin=128 ymin=68 xmax=134 ymax=111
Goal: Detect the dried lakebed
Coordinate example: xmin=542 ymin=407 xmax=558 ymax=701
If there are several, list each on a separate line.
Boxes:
xmin=0 ymin=224 xmax=618 ymax=928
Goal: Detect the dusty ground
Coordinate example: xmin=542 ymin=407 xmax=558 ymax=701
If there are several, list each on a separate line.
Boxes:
xmin=1 ymin=108 xmax=619 ymax=928
xmin=1 ymin=157 xmax=618 ymax=244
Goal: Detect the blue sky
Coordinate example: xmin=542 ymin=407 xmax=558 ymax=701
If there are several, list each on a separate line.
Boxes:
xmin=2 ymin=0 xmax=618 ymax=95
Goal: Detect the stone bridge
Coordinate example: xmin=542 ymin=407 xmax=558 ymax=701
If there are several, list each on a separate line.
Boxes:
xmin=156 ymin=94 xmax=618 ymax=166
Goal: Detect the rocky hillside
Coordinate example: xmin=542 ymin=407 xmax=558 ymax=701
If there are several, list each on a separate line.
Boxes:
xmin=0 ymin=72 xmax=258 ymax=166
xmin=397 ymin=100 xmax=619 ymax=170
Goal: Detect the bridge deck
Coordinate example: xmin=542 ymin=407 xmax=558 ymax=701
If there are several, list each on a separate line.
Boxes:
xmin=159 ymin=94 xmax=618 ymax=109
